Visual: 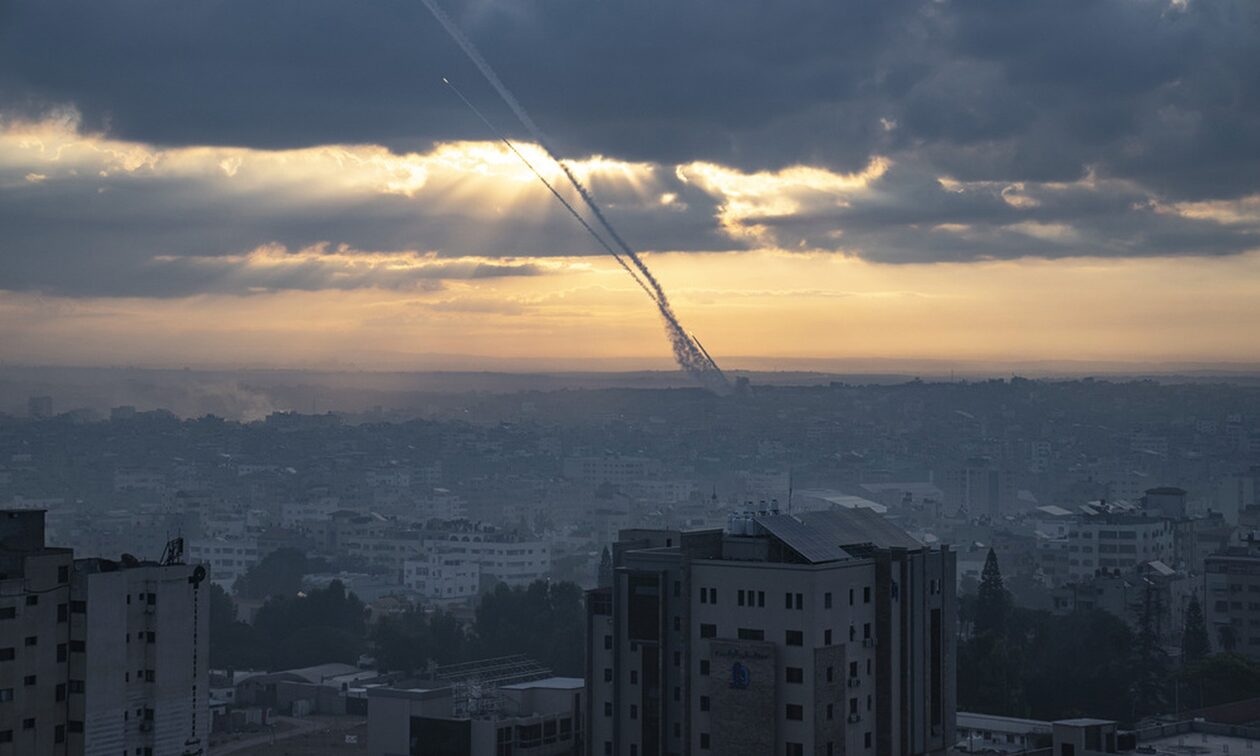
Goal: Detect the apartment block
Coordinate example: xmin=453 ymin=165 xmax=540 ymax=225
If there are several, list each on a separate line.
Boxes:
xmin=586 ymin=507 xmax=955 ymax=756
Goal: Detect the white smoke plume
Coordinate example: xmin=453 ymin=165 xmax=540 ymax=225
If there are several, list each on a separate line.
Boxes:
xmin=422 ymin=0 xmax=729 ymax=393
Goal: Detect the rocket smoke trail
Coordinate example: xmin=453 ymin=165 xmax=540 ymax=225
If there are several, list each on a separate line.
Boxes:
xmin=421 ymin=0 xmax=729 ymax=393
xmin=441 ymin=78 xmax=657 ymax=304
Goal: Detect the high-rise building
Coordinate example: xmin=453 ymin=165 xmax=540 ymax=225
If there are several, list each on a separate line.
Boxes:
xmin=586 ymin=507 xmax=956 ymax=756
xmin=0 ymin=510 xmax=209 ymax=756
xmin=0 ymin=509 xmax=75 ymax=754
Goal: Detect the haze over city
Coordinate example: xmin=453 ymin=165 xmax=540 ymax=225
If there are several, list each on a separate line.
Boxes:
xmin=3 ymin=2 xmax=1260 ymax=756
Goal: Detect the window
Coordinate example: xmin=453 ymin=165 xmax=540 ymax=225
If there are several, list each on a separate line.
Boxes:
xmin=826 ymin=666 xmax=834 ymax=683
xmin=604 ymin=668 xmax=612 ymax=682
xmin=57 ymin=644 xmax=67 ymax=662
xmin=0 ymin=689 xmax=12 ymax=702
xmin=54 ymin=724 xmax=64 ymax=743
xmin=849 ymin=661 xmax=858 ymax=678
xmin=0 ymin=607 xmax=13 ymax=619
xmin=70 ymin=640 xmax=85 ymax=653
xmin=737 ymin=628 xmax=764 ymax=641
xmin=863 ymin=622 xmax=871 ymax=639
xmin=827 ymin=703 xmax=834 ymax=720
xmin=71 ymin=600 xmax=86 ymax=613
xmin=849 ymin=588 xmax=855 ymax=606
xmin=69 ymin=680 xmax=85 ymax=693
xmin=824 ymin=629 xmax=832 ymax=645
xmin=604 ymin=742 xmax=613 ymax=755
xmin=24 ymin=635 xmax=36 ymax=647
xmin=23 ymin=675 xmax=35 ymax=686
xmin=630 ymin=705 xmax=638 ymax=720
xmin=786 ymin=666 xmax=803 ymax=683
xmin=67 ymin=721 xmax=83 ymax=733
xmin=57 ymin=604 xmax=68 ymax=622
xmin=25 ymin=596 xmax=37 ymax=606
xmin=0 ymin=648 xmax=12 ymax=661
xmin=22 ymin=719 xmax=34 ymax=730
xmin=0 ymin=731 xmax=10 ymax=744
xmin=758 ymin=591 xmax=765 ymax=607
xmin=700 ymin=660 xmax=710 ymax=676
xmin=700 ymin=696 xmax=710 ymax=711
xmin=785 ymin=592 xmax=793 ymax=609
xmin=825 ymin=592 xmax=833 ymax=609
xmin=786 ymin=704 xmax=803 ymax=720
xmin=630 ymin=671 xmax=638 ymax=684
xmin=700 ymin=733 xmax=711 ymax=750
xmin=863 ymin=586 xmax=871 ymax=604
xmin=58 ymin=565 xmax=69 ymax=583
xmin=700 ymin=623 xmax=716 ymax=638
xmin=785 ymin=630 xmax=803 ymax=646
xmin=849 ymin=697 xmax=858 ymax=714
xmin=865 ymin=732 xmax=873 ymax=749
xmin=604 ymin=635 xmax=612 ymax=650
xmin=787 ymin=743 xmax=804 ymax=756
xmin=55 ymin=684 xmax=66 ymax=702
xmin=604 ymin=702 xmax=612 ymax=716
xmin=739 ymin=590 xmax=746 ymax=606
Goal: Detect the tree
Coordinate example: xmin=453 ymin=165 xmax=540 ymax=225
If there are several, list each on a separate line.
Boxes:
xmin=975 ymin=549 xmax=1009 ymax=639
xmin=1181 ymin=595 xmax=1210 ymax=664
xmin=208 ymin=583 xmax=267 ymax=670
xmin=234 ymin=547 xmax=309 ymax=600
xmin=475 ymin=580 xmax=585 ymax=674
xmin=1130 ymin=583 xmax=1170 ymax=718
xmin=1180 ymin=653 xmax=1260 ymax=709
xmin=251 ymin=580 xmax=367 ymax=670
xmin=598 ymin=547 xmax=613 ymax=588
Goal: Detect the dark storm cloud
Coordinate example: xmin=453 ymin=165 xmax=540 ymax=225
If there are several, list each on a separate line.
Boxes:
xmin=1 ymin=0 xmax=1258 ymax=298
xmin=5 ymin=0 xmax=1253 ymax=197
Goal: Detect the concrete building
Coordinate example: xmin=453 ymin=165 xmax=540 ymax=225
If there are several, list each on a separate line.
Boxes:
xmin=187 ymin=537 xmax=260 ymax=589
xmin=1204 ymin=536 xmax=1260 ymax=658
xmin=943 ymin=458 xmax=1011 ymax=518
xmin=0 ymin=509 xmax=75 ymax=755
xmin=0 ymin=510 xmax=209 ymax=756
xmin=71 ymin=556 xmax=211 ymax=756
xmin=403 ymin=552 xmax=481 ymax=605
xmin=1064 ymin=515 xmax=1173 ymax=583
xmin=587 ymin=507 xmax=955 ymax=756
xmin=367 ymin=666 xmax=584 ymax=756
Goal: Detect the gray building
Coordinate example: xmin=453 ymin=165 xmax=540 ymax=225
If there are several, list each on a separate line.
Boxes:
xmin=1204 ymin=536 xmax=1260 ymax=658
xmin=0 ymin=510 xmax=209 ymax=756
xmin=586 ymin=507 xmax=956 ymax=756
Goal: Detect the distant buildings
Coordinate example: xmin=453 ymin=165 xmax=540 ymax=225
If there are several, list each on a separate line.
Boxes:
xmin=588 ymin=507 xmax=956 ymax=756
xmin=0 ymin=509 xmax=209 ymax=756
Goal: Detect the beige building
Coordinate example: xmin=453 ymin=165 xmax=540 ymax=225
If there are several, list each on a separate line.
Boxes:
xmin=587 ymin=507 xmax=955 ymax=756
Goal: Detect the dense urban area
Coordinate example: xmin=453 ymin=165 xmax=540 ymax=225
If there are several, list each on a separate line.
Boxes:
xmin=3 ymin=375 xmax=1260 ymax=755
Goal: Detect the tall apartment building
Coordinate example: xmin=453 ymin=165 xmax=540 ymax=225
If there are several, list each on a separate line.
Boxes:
xmin=586 ymin=507 xmax=955 ymax=756
xmin=0 ymin=510 xmax=209 ymax=756
xmin=1204 ymin=536 xmax=1260 ymax=659
xmin=1064 ymin=515 xmax=1173 ymax=583
xmin=0 ymin=509 xmax=75 ymax=754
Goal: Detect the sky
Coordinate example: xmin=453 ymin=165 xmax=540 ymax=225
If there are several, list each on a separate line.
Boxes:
xmin=2 ymin=0 xmax=1259 ymax=372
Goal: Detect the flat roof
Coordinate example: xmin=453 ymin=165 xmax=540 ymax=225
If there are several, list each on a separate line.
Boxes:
xmin=498 ymin=676 xmax=584 ymax=691
xmin=1140 ymin=730 xmax=1258 ymax=755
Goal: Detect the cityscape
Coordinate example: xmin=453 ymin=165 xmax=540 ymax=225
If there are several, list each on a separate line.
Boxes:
xmin=3 ymin=0 xmax=1260 ymax=754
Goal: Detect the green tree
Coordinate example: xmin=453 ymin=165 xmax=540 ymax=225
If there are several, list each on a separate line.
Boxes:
xmin=598 ymin=547 xmax=613 ymax=588
xmin=475 ymin=580 xmax=585 ymax=674
xmin=252 ymin=580 xmax=367 ymax=670
xmin=208 ymin=582 xmax=267 ymax=670
xmin=234 ymin=547 xmax=309 ymax=600
xmin=1180 ymin=653 xmax=1260 ymax=709
xmin=1130 ymin=584 xmax=1170 ymax=718
xmin=1181 ymin=595 xmax=1210 ymax=664
xmin=975 ymin=549 xmax=1009 ymax=639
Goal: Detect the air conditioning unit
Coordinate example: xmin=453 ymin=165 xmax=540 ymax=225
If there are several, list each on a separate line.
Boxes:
xmin=847 ymin=713 xmax=862 ymax=723
xmin=847 ymin=678 xmax=861 ymax=688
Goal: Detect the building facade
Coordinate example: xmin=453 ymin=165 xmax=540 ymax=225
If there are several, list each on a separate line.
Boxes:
xmin=586 ymin=507 xmax=956 ymax=756
xmin=0 ymin=510 xmax=209 ymax=756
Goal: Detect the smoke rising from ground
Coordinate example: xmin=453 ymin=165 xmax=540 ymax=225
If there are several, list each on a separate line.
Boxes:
xmin=421 ymin=0 xmax=729 ymax=393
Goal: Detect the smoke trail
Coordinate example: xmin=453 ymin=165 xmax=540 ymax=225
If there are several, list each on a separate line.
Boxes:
xmin=442 ymin=78 xmax=658 ymax=303
xmin=421 ymin=0 xmax=729 ymax=393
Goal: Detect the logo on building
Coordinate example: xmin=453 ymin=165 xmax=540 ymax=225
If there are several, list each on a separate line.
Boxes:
xmin=728 ymin=661 xmax=751 ymax=689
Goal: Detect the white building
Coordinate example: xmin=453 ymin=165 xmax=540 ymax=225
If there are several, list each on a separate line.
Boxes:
xmin=72 ymin=557 xmax=211 ymax=756
xmin=1064 ymin=515 xmax=1173 ymax=582
xmin=403 ymin=552 xmax=481 ymax=605
xmin=188 ymin=537 xmax=260 ymax=589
